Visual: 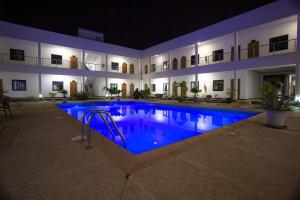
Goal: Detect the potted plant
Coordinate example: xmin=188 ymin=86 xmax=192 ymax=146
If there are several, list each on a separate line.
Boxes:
xmin=59 ymin=89 xmax=68 ymax=103
xmin=104 ymin=87 xmax=119 ymax=100
xmin=190 ymin=87 xmax=202 ymax=102
xmin=261 ymin=83 xmax=291 ymax=128
xmin=48 ymin=92 xmax=57 ymax=102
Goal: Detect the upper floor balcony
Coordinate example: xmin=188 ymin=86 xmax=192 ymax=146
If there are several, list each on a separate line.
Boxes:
xmin=144 ymin=38 xmax=297 ymax=75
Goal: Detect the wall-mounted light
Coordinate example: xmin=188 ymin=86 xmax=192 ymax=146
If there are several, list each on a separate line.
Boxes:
xmin=295 ymin=95 xmax=300 ymax=102
xmin=39 ymin=94 xmax=43 ymax=99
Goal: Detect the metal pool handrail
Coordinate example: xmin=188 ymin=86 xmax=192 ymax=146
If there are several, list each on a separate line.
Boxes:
xmin=81 ymin=108 xmax=126 ymax=149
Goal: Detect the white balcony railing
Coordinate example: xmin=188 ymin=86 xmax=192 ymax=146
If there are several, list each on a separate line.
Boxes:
xmin=0 ymin=53 xmax=105 ymax=72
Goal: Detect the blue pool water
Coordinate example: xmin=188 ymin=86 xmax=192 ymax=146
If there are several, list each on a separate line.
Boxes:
xmin=57 ymin=101 xmax=258 ymax=154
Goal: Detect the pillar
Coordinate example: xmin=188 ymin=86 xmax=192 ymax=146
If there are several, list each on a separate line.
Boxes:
xmin=149 ymin=57 xmax=152 ymax=74
xmin=37 ymin=42 xmax=41 ymax=66
xmin=195 ymin=43 xmax=199 ymax=66
xmin=168 ymin=76 xmax=171 ymax=97
xmin=233 ymin=32 xmax=239 ymax=100
xmin=168 ymin=51 xmax=172 ymax=70
xmin=296 ymin=63 xmax=300 ymax=102
xmin=38 ymin=73 xmax=42 ymax=98
xmin=105 ymin=53 xmax=108 ymax=72
xmin=82 ymin=50 xmax=85 ymax=70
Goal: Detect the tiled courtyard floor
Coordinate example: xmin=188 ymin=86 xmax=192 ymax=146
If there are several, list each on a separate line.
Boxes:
xmin=0 ymin=101 xmax=299 ymax=200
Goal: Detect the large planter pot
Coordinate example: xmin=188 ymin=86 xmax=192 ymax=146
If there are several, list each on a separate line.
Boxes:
xmin=266 ymin=110 xmax=286 ymax=128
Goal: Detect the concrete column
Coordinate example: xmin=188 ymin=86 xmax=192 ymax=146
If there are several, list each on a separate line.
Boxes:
xmin=82 ymin=76 xmax=84 ymax=91
xmin=82 ymin=50 xmax=85 ymax=70
xmin=168 ymin=76 xmax=171 ymax=97
xmin=295 ymin=63 xmax=300 ymax=102
xmin=234 ymin=32 xmax=239 ymax=61
xmin=37 ymin=42 xmax=41 ymax=66
xmin=105 ymin=53 xmax=108 ymax=72
xmin=195 ymin=74 xmax=198 ymax=88
xmin=297 ymin=13 xmax=300 ymax=52
xmin=195 ymin=43 xmax=199 ymax=66
xmin=234 ymin=70 xmax=238 ymax=100
xmin=149 ymin=57 xmax=152 ymax=74
xmin=38 ymin=73 xmax=42 ymax=97
xmin=168 ymin=51 xmax=172 ymax=70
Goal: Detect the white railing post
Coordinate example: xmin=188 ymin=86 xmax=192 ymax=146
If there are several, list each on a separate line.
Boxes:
xmin=82 ymin=50 xmax=85 ymax=70
xmin=234 ymin=32 xmax=239 ymax=100
xmin=168 ymin=51 xmax=172 ymax=71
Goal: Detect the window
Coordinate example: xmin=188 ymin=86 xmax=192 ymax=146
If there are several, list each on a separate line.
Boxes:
xmin=111 ymin=62 xmax=119 ymax=70
xmin=151 ymin=64 xmax=156 ymax=72
xmin=191 ymin=55 xmax=199 ymax=65
xmin=151 ymin=84 xmax=156 ymax=92
xmin=163 ymin=61 xmax=169 ymax=70
xmin=190 ymin=81 xmax=199 ymax=89
xmin=110 ymin=83 xmax=118 ymax=89
xmin=269 ymin=34 xmax=288 ymax=52
xmin=213 ymin=49 xmax=224 ymax=61
xmin=51 ymin=54 xmax=62 ymax=65
xmin=213 ymin=80 xmax=224 ymax=91
xmin=163 ymin=83 xmax=169 ymax=91
xmin=12 ymin=80 xmax=26 ymax=91
xmin=10 ymin=49 xmax=25 ymax=61
xmin=52 ymin=81 xmax=63 ymax=91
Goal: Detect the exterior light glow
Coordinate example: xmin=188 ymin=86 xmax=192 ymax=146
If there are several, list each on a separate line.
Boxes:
xmin=295 ymin=95 xmax=300 ymax=102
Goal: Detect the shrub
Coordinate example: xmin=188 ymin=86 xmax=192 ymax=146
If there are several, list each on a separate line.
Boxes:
xmin=75 ymin=91 xmax=89 ymax=100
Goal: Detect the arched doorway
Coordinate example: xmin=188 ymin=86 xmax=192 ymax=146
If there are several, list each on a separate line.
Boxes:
xmin=172 ymin=58 xmax=178 ymax=70
xmin=144 ymin=65 xmax=148 ymax=74
xmin=130 ymin=64 xmax=134 ymax=74
xmin=122 ymin=63 xmax=128 ymax=74
xmin=122 ymin=83 xmax=127 ymax=97
xmin=70 ymin=80 xmax=77 ymax=97
xmin=181 ymin=56 xmax=186 ymax=69
xmin=130 ymin=83 xmax=134 ymax=97
xmin=172 ymin=81 xmax=177 ymax=97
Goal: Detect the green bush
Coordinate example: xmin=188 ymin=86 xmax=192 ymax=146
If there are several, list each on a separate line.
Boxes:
xmin=261 ymin=83 xmax=290 ymax=111
xmin=75 ymin=91 xmax=89 ymax=100
xmin=140 ymin=89 xmax=151 ymax=99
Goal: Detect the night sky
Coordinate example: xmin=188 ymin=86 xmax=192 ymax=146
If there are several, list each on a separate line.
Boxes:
xmin=1 ymin=0 xmax=276 ymax=50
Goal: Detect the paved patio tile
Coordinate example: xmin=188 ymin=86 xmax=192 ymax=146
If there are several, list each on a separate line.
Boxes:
xmin=179 ymin=140 xmax=300 ymax=200
xmin=132 ymin=156 xmax=266 ymax=200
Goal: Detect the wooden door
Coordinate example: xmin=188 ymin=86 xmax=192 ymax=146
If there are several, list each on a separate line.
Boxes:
xmin=172 ymin=81 xmax=178 ymax=97
xmin=248 ymin=40 xmax=259 ymax=59
xmin=230 ymin=79 xmax=234 ymax=99
xmin=122 ymin=63 xmax=127 ymax=74
xmin=144 ymin=65 xmax=148 ymax=74
xmin=181 ymin=56 xmax=186 ymax=69
xmin=121 ymin=83 xmax=127 ymax=97
xmin=230 ymin=46 xmax=234 ymax=61
xmin=181 ymin=81 xmax=187 ymax=97
xmin=70 ymin=80 xmax=77 ymax=97
xmin=172 ymin=58 xmax=178 ymax=70
xmin=144 ymin=83 xmax=148 ymax=90
xmin=129 ymin=64 xmax=134 ymax=74
xmin=70 ymin=56 xmax=78 ymax=69
xmin=130 ymin=83 xmax=134 ymax=97
xmin=237 ymin=79 xmax=241 ymax=100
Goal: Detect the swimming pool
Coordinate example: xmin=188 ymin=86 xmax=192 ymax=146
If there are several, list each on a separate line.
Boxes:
xmin=57 ymin=101 xmax=258 ymax=154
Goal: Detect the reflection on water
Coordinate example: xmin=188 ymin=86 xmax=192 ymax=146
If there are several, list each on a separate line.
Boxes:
xmin=59 ymin=102 xmax=258 ymax=154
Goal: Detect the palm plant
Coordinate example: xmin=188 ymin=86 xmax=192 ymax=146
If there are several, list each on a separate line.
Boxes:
xmin=48 ymin=92 xmax=57 ymax=101
xmin=261 ymin=84 xmax=290 ymax=111
xmin=190 ymin=87 xmax=202 ymax=102
xmin=59 ymin=89 xmax=68 ymax=103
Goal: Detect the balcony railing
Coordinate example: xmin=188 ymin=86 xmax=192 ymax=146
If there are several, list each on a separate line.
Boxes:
xmin=0 ymin=53 xmax=105 ymax=71
xmin=239 ymin=39 xmax=296 ymax=60
xmin=107 ymin=65 xmax=138 ymax=75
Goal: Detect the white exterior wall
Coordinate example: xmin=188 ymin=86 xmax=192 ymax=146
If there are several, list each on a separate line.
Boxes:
xmin=198 ymin=71 xmax=234 ymax=98
xmin=41 ymin=43 xmax=83 ymax=68
xmin=198 ymin=34 xmax=234 ymax=65
xmin=238 ymin=18 xmax=297 ymax=57
xmin=0 ymin=36 xmax=38 ymax=65
xmin=107 ymin=54 xmax=139 ymax=74
xmin=171 ymin=45 xmax=195 ymax=68
xmin=0 ymin=72 xmax=39 ymax=98
xmin=85 ymin=77 xmax=106 ymax=96
xmin=246 ymin=70 xmax=262 ymax=99
xmin=151 ymin=52 xmax=168 ymax=71
xmin=41 ymin=74 xmax=83 ymax=97
xmin=84 ymin=51 xmax=105 ymax=71
xmin=150 ymin=77 xmax=169 ymax=94
xmin=107 ymin=78 xmax=140 ymax=96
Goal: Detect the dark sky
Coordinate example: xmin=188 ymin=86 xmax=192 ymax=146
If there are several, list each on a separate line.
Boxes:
xmin=0 ymin=0 xmax=276 ymax=50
